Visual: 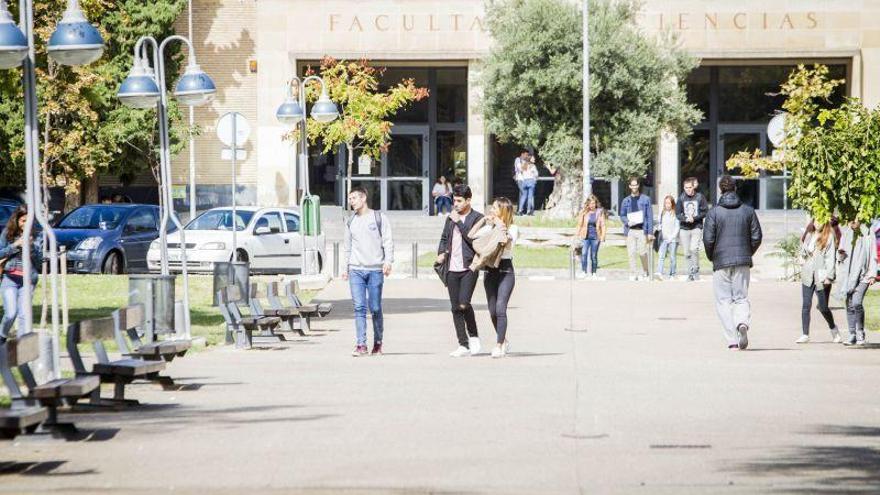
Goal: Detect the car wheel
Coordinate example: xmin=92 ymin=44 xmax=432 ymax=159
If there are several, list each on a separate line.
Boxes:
xmin=102 ymin=251 xmax=123 ymax=275
xmin=234 ymin=249 xmax=249 ymax=263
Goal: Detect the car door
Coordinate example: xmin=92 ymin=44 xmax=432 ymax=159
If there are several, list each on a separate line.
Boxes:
xmin=281 ymin=211 xmax=303 ymax=274
xmin=249 ymin=211 xmax=286 ymax=271
xmin=120 ymin=207 xmax=159 ymax=272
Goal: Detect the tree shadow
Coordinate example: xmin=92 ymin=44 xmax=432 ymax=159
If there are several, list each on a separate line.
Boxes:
xmin=0 ymin=461 xmax=96 ymax=477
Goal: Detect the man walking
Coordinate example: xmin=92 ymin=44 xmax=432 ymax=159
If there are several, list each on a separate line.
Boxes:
xmin=703 ymin=175 xmax=762 ymax=350
xmin=618 ymin=177 xmax=654 ymax=280
xmin=676 ymin=177 xmax=709 ymax=281
xmin=436 ymin=184 xmax=484 ymax=357
xmin=343 ymin=186 xmax=393 ymax=357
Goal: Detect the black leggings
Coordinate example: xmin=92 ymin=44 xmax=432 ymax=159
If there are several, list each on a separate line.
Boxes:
xmin=801 ymin=283 xmax=836 ymax=336
xmin=485 ymin=260 xmax=516 ymax=344
xmin=446 ymin=270 xmax=479 ymax=347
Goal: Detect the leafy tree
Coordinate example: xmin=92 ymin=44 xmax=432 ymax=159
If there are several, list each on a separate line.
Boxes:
xmin=294 ymin=57 xmax=429 ymax=200
xmin=726 ymin=64 xmax=880 ymax=224
xmin=0 ymin=0 xmax=189 ymax=207
xmin=481 ymin=0 xmax=701 ymax=215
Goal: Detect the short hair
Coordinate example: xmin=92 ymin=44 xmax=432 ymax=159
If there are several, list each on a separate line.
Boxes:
xmin=452 ymin=184 xmax=472 ymax=199
xmin=627 ymin=177 xmax=641 ymax=189
xmin=684 ymin=177 xmax=698 ymax=185
xmin=718 ymin=175 xmax=736 ymax=193
xmin=349 ymin=186 xmax=368 ymax=198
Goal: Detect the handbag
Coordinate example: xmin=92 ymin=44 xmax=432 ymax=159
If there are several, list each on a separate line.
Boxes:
xmin=433 ymin=258 xmax=449 ymax=286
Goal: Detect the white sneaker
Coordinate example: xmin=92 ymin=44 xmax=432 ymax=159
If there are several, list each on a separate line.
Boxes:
xmin=831 ymin=327 xmax=841 ymax=343
xmin=576 ymin=272 xmax=587 ymax=279
xmin=795 ymin=335 xmax=810 ymax=344
xmin=491 ymin=346 xmax=504 ymax=358
xmin=628 ymin=275 xmax=638 ymax=281
xmin=468 ymin=337 xmax=482 ymax=356
xmin=503 ymin=340 xmax=511 ymax=354
xmin=449 ymin=346 xmax=470 ymax=357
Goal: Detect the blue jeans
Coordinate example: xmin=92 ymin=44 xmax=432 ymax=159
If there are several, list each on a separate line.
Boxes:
xmin=657 ymin=240 xmax=678 ymax=276
xmin=581 ymin=239 xmax=600 ymax=273
xmin=1 ymin=274 xmax=28 ymax=340
xmin=434 ymin=196 xmax=452 ymax=215
xmin=349 ymin=270 xmax=384 ymax=345
xmin=518 ymin=179 xmax=536 ymax=214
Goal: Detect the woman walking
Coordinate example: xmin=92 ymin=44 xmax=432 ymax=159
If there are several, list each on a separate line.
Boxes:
xmin=469 ymin=197 xmax=518 ymax=358
xmin=655 ymin=195 xmax=680 ymax=279
xmin=836 ymin=219 xmax=878 ymax=346
xmin=0 ymin=205 xmax=42 ymax=344
xmin=796 ymin=220 xmax=839 ymax=343
xmin=574 ymin=195 xmax=606 ymax=278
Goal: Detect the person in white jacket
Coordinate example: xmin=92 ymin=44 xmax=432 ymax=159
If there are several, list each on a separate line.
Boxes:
xmin=796 ymin=220 xmax=839 ymax=344
xmin=655 ymin=195 xmax=680 ymax=279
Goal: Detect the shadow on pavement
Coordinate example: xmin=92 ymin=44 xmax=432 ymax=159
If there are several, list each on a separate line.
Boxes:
xmin=0 ymin=461 xmax=96 ymax=477
xmin=732 ymin=424 xmax=880 ymax=494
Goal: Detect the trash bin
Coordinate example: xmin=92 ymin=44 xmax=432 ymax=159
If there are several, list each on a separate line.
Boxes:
xmin=129 ymin=274 xmax=176 ymax=339
xmin=302 ymin=194 xmax=321 ymax=236
xmin=212 ymin=261 xmax=250 ymax=306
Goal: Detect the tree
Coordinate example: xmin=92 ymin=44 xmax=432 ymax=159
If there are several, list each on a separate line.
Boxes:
xmin=481 ymin=0 xmax=702 ymax=216
xmin=0 ymin=0 xmax=189 ymax=207
xmin=294 ymin=57 xmax=429 ymax=200
xmin=725 ymin=64 xmax=880 ymax=224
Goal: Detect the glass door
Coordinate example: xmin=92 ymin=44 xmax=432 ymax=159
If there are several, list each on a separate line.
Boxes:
xmin=383 ymin=127 xmax=429 ymax=212
xmin=717 ymin=125 xmax=766 ymax=209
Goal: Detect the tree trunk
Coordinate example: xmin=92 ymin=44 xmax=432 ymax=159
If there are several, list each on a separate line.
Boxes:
xmin=345 ymin=142 xmax=354 ymax=210
xmin=82 ymin=175 xmax=99 ymax=204
xmin=542 ymin=166 xmax=582 ymax=219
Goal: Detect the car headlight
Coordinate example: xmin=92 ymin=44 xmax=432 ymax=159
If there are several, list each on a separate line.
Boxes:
xmin=75 ymin=236 xmax=102 ymax=251
xmin=200 ymin=242 xmax=226 ymax=250
xmin=150 ymin=240 xmax=160 ymax=251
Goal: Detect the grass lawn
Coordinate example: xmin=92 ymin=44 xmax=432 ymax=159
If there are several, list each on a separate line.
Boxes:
xmin=867 ymin=289 xmax=880 ymax=333
xmin=511 ymin=213 xmax=623 ymax=229
xmin=419 ymin=245 xmax=711 ymax=271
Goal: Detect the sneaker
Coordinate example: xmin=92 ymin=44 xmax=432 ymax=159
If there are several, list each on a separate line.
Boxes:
xmin=576 ymin=272 xmax=587 ymax=280
xmin=728 ymin=344 xmax=740 ymax=351
xmin=856 ymin=340 xmax=867 ymax=346
xmin=468 ymin=337 xmax=482 ymax=356
xmin=491 ymin=346 xmax=504 ymax=358
xmin=654 ymin=272 xmax=664 ymax=281
xmin=843 ymin=338 xmax=857 ymax=347
xmin=736 ymin=323 xmax=749 ymax=350
xmin=795 ymin=335 xmax=810 ymax=344
xmin=503 ymin=340 xmax=511 ymax=354
xmin=831 ymin=327 xmax=841 ymax=343
xmin=450 ymin=346 xmax=470 ymax=357
xmin=371 ymin=342 xmax=383 ymax=355
xmin=628 ymin=275 xmax=638 ymax=281
xmin=351 ymin=345 xmax=368 ymax=357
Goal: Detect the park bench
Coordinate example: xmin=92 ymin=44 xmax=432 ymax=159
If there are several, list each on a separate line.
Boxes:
xmin=0 ymin=335 xmax=51 ymax=438
xmin=112 ymin=304 xmax=183 ymax=390
xmin=217 ymin=285 xmax=282 ymax=348
xmin=67 ymin=314 xmax=166 ymax=406
xmin=249 ymin=283 xmax=303 ymax=335
xmin=1 ymin=332 xmax=99 ymax=437
xmin=275 ymin=280 xmax=332 ymax=334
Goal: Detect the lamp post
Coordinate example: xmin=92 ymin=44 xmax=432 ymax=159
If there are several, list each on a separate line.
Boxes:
xmin=275 ymin=76 xmax=338 ymax=275
xmin=582 ymin=0 xmax=591 ymax=201
xmin=117 ymin=34 xmax=216 ymax=338
xmin=0 ymin=0 xmax=104 ymax=379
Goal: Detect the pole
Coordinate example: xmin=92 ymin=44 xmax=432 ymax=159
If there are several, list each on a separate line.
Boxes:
xmin=582 ymin=0 xmax=591 ymax=201
xmin=564 ymin=247 xmax=587 ymax=333
xmin=298 ymin=79 xmax=309 ymax=276
xmin=187 ymin=0 xmax=196 ymax=222
xmin=231 ymin=113 xmax=237 ymax=256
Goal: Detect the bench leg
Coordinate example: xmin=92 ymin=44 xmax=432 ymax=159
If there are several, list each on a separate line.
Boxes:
xmin=146 ymin=373 xmax=178 ymax=391
xmin=235 ymin=327 xmax=252 ymax=349
xmin=252 ymin=324 xmax=284 ymax=344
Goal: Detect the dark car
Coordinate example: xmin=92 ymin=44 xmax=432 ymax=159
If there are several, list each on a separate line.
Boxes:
xmin=0 ymin=199 xmax=21 ymax=228
xmin=54 ymin=204 xmax=163 ymax=274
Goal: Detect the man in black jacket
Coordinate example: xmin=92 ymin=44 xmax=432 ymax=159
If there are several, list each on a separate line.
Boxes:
xmin=703 ymin=175 xmax=763 ymax=350
xmin=436 ymin=184 xmax=484 ymax=357
xmin=676 ymin=177 xmax=709 ymax=281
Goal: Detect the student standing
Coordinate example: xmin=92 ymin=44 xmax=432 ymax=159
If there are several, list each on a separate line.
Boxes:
xmin=618 ymin=177 xmax=654 ymax=280
xmin=676 ymin=177 xmax=709 ymax=281
xmin=836 ymin=220 xmax=878 ymax=346
xmin=656 ymin=195 xmax=680 ymax=279
xmin=343 ymin=187 xmax=394 ymax=357
xmin=513 ymin=151 xmax=528 ymax=215
xmin=0 ymin=206 xmax=42 ymax=344
xmin=518 ymin=156 xmax=539 ymax=216
xmin=796 ymin=220 xmax=839 ymax=344
xmin=574 ymin=195 xmax=606 ymax=277
xmin=437 ymin=185 xmax=484 ymax=357
xmin=703 ymin=175 xmax=763 ymax=350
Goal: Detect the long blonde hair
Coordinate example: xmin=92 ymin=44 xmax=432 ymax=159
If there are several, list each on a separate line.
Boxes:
xmin=493 ymin=197 xmax=514 ymax=227
xmin=579 ymin=194 xmax=602 ymax=218
xmin=816 ymin=222 xmax=833 ymax=251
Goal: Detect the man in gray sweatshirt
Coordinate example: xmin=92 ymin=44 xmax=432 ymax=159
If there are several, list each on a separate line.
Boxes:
xmin=343 ymin=186 xmax=394 ymax=357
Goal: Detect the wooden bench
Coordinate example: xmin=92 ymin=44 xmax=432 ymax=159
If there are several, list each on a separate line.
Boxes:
xmin=67 ymin=315 xmax=166 ymax=406
xmin=271 ymin=280 xmax=332 ymax=334
xmin=250 ymin=283 xmax=306 ymax=336
xmin=0 ymin=335 xmax=50 ymax=438
xmin=217 ymin=285 xmax=282 ymax=348
xmin=115 ymin=303 xmax=191 ymax=363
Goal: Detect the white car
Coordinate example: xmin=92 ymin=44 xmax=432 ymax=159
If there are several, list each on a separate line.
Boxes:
xmin=147 ymin=206 xmax=326 ymax=274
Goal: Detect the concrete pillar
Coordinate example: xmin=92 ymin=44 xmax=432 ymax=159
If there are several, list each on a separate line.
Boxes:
xmin=861 ymin=48 xmax=880 ymax=109
xmin=467 ymin=60 xmax=488 ymax=210
xmin=655 ymin=129 xmax=680 ymax=207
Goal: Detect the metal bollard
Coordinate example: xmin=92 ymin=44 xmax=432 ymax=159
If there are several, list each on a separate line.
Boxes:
xmin=412 ymin=242 xmax=418 ymax=279
xmin=333 ymin=241 xmax=340 ymax=278
xmin=59 ymin=246 xmax=69 ymax=331
xmin=569 ymin=246 xmax=576 ymax=280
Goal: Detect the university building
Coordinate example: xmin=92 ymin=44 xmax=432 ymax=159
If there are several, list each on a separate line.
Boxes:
xmin=103 ymin=1 xmax=880 ymax=214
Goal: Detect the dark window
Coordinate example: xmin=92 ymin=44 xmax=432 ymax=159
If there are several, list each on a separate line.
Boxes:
xmin=186 ymin=209 xmax=254 ymax=231
xmin=437 ymin=131 xmax=467 ymax=181
xmin=309 ymin=141 xmax=339 ymax=204
xmin=437 ymin=68 xmax=467 ymax=123
xmin=380 ymin=68 xmax=429 ymax=123
xmin=58 ymin=206 xmax=125 ymax=230
xmin=685 ymin=66 xmax=710 ymax=119
xmin=125 ymin=209 xmax=157 ymax=232
xmin=284 ymin=212 xmax=300 ymax=232
xmin=679 ymin=129 xmax=712 ymax=202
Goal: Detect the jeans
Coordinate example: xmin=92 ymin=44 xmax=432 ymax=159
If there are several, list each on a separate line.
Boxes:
xmin=484 ymin=260 xmax=516 ymax=344
xmin=679 ymin=228 xmax=702 ymax=278
xmin=801 ymin=283 xmax=835 ymax=336
xmin=657 ymin=240 xmax=678 ymax=276
xmin=446 ymin=270 xmax=479 ymax=347
xmin=0 ymin=274 xmax=28 ymax=342
xmin=712 ymin=266 xmax=751 ymax=346
xmin=434 ymin=196 xmax=452 ymax=215
xmin=845 ymin=282 xmax=869 ymax=342
xmin=518 ymin=179 xmax=536 ymax=215
xmin=625 ymin=230 xmax=648 ymax=277
xmin=581 ymin=239 xmax=600 ymax=273
xmin=348 ymin=270 xmax=384 ymax=346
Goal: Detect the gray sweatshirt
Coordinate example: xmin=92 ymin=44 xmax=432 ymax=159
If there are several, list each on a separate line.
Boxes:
xmin=344 ymin=210 xmax=394 ymax=271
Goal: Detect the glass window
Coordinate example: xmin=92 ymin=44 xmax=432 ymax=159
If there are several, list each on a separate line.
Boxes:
xmin=254 ymin=212 xmax=283 ymax=233
xmin=58 ymin=206 xmax=125 ymax=230
xmin=284 ymin=213 xmax=300 ymax=232
xmin=186 ymin=209 xmax=254 ymax=231
xmin=679 ymin=129 xmax=712 ymax=202
xmin=125 ymin=209 xmax=157 ymax=232
xmin=387 ymin=134 xmax=424 ymax=177
xmin=686 ymin=66 xmax=710 ymax=120
xmin=380 ymin=68 xmax=429 ymax=123
xmin=309 ymin=140 xmax=338 ymax=205
xmin=437 ymin=68 xmax=467 ymax=123
xmin=437 ymin=131 xmax=467 ymax=182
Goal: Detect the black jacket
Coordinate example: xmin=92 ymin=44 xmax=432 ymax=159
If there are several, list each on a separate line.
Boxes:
xmin=703 ymin=192 xmax=762 ymax=271
xmin=675 ymin=191 xmax=708 ymax=230
xmin=437 ymin=209 xmax=484 ymax=268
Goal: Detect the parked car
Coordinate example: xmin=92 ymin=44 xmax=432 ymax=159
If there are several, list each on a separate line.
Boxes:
xmin=54 ymin=204 xmax=164 ymax=274
xmin=147 ymin=206 xmax=326 ymax=274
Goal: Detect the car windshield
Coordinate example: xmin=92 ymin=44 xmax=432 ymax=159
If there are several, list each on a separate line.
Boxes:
xmin=186 ymin=210 xmax=254 ymax=231
xmin=58 ymin=206 xmax=126 ymax=230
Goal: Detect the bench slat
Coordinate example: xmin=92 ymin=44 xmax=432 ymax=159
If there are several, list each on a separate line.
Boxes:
xmin=92 ymin=358 xmax=165 ymax=377
xmin=0 ymin=406 xmax=48 ymax=429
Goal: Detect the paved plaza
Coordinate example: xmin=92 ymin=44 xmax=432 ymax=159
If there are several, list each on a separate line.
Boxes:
xmin=2 ymin=278 xmax=879 ymax=494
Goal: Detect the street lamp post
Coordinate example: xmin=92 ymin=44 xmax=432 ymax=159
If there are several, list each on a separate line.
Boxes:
xmin=0 ymin=0 xmax=104 ymax=379
xmin=275 ymin=76 xmax=339 ymax=275
xmin=117 ymin=34 xmax=216 ymax=338
xmin=582 ymin=0 xmax=591 ymax=201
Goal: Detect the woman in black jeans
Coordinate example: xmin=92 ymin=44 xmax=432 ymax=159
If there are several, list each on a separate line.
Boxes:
xmin=796 ymin=220 xmax=839 ymax=344
xmin=470 ymin=197 xmax=518 ymax=358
